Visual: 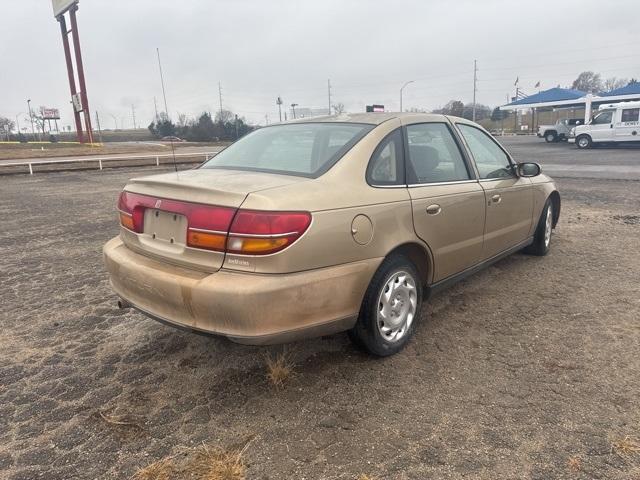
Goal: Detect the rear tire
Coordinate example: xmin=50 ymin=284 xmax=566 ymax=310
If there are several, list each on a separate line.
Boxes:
xmin=524 ymin=200 xmax=553 ymax=256
xmin=576 ymin=135 xmax=592 ymax=149
xmin=544 ymin=131 xmax=557 ymax=143
xmin=348 ymin=254 xmax=423 ymax=357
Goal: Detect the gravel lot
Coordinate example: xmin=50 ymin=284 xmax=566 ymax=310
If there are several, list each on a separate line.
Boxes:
xmin=1 ymin=149 xmax=639 ymax=479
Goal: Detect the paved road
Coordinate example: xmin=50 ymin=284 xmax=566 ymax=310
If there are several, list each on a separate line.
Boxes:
xmin=500 ymin=136 xmax=640 ymax=180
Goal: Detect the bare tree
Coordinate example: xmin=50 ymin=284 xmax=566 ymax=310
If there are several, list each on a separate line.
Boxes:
xmin=332 ymin=103 xmax=345 ymax=115
xmin=603 ymin=77 xmax=629 ymax=92
xmin=0 ymin=116 xmax=15 ymax=137
xmin=571 ymin=71 xmax=603 ymax=93
xmin=215 ymin=109 xmax=234 ymax=124
xmin=434 ymin=100 xmax=464 ymax=117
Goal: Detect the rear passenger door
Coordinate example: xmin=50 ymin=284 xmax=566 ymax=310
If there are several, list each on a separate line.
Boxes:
xmin=455 ymin=123 xmax=533 ymax=260
xmin=404 ymin=122 xmax=485 ymax=282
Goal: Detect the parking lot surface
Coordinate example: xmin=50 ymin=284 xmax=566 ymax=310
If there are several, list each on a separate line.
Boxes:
xmin=1 ymin=146 xmax=639 ymax=479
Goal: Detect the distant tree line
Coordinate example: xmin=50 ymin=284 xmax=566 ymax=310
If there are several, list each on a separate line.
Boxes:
xmin=570 ymin=71 xmax=637 ymax=94
xmin=148 ymin=110 xmax=254 ymax=142
xmin=432 ymin=100 xmax=492 ymax=120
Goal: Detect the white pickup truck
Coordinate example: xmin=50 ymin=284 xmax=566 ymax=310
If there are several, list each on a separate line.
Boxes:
xmin=537 ymin=118 xmax=584 ymax=143
xmin=569 ymin=101 xmax=640 ymax=148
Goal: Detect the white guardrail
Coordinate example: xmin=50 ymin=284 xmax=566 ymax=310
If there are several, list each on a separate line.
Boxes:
xmin=0 ymin=151 xmax=219 ymax=175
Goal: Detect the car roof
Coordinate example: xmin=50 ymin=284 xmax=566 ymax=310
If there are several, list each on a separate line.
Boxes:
xmin=283 ymin=112 xmax=460 ymax=126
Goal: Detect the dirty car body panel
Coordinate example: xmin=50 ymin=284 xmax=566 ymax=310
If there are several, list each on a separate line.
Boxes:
xmin=103 ymin=113 xmax=559 ymax=352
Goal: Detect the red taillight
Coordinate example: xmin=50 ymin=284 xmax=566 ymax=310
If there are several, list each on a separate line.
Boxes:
xmin=117 ymin=191 xmax=311 ymax=255
xmin=227 ymin=210 xmax=311 ymax=255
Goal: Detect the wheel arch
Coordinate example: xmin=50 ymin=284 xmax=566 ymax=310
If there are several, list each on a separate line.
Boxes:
xmin=383 ymin=242 xmax=433 ymax=288
xmin=576 ymin=133 xmax=592 ymax=147
xmin=549 ymin=191 xmax=561 ymax=227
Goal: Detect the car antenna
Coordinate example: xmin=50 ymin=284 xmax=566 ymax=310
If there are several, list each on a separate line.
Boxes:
xmin=156 ymin=47 xmax=178 ymax=174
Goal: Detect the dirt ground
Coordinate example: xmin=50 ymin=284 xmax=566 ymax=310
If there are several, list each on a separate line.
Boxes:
xmin=1 ymin=167 xmax=639 ymax=479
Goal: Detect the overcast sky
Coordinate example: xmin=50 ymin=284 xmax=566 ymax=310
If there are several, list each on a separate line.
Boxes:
xmin=1 ymin=0 xmax=638 ymax=130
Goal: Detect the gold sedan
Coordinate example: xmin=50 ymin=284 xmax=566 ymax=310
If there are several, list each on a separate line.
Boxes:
xmin=104 ymin=113 xmax=560 ymax=356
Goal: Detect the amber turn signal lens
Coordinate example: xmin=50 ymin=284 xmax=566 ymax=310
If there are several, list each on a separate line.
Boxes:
xmin=227 ymin=236 xmax=290 ymax=254
xmin=119 ymin=212 xmax=135 ymax=231
xmin=187 ymin=231 xmax=227 ymax=251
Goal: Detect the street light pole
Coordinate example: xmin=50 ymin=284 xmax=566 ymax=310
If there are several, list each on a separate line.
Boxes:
xmin=276 ymin=96 xmax=283 ymax=122
xmin=399 ymin=80 xmax=414 ymax=113
xmin=15 ymin=113 xmax=23 ymax=136
xmin=27 ymin=99 xmax=35 ymax=140
xmin=291 ymin=103 xmax=298 ymax=119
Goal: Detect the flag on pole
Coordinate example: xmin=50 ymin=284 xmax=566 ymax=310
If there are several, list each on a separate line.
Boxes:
xmin=514 ymin=77 xmax=519 ymax=86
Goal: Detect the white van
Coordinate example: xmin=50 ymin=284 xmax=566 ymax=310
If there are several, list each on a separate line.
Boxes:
xmin=569 ymin=101 xmax=640 ymax=148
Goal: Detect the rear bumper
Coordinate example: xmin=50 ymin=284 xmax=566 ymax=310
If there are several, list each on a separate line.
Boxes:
xmin=103 ymin=237 xmax=380 ymax=345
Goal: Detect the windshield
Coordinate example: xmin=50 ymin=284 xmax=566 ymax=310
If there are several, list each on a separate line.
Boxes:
xmin=201 ymin=122 xmax=373 ymax=177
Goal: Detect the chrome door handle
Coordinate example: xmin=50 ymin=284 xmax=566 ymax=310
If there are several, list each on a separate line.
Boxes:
xmin=426 ymin=204 xmax=441 ymax=215
xmin=491 ymin=194 xmax=502 ymax=204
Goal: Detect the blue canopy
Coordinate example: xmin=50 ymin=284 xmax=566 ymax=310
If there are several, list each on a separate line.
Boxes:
xmin=601 ymin=81 xmax=640 ymax=97
xmin=505 ymin=87 xmax=586 ymax=106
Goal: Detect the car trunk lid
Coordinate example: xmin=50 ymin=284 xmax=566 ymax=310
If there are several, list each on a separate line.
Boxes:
xmin=118 ymin=169 xmax=309 ymax=272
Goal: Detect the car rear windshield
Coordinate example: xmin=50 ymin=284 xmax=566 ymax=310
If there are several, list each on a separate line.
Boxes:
xmin=200 ymin=122 xmax=373 ymax=177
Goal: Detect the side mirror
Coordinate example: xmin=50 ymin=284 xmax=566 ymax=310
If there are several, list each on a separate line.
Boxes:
xmin=517 ymin=162 xmax=541 ymax=177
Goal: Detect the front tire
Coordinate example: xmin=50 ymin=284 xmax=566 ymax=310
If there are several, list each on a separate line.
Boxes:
xmin=349 ymin=255 xmax=422 ymax=356
xmin=576 ymin=135 xmax=592 ymax=149
xmin=524 ymin=200 xmax=553 ymax=256
xmin=545 ymin=131 xmax=557 ymax=143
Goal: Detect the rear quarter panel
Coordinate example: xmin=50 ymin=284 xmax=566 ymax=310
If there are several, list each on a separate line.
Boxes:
xmin=224 ymin=118 xmax=431 ymax=275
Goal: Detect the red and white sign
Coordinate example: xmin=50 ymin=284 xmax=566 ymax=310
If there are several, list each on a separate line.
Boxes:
xmin=40 ymin=107 xmax=61 ymax=120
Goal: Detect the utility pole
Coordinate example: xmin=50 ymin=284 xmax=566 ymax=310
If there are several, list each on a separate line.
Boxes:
xmin=95 ymin=111 xmax=103 ymax=143
xmin=218 ymin=82 xmax=223 ymax=120
xmin=328 ymin=79 xmax=332 ymax=115
xmin=153 ymin=96 xmax=159 ymax=120
xmin=265 ymin=114 xmax=269 ymax=125
xmin=131 ymin=104 xmax=137 ymax=130
xmin=234 ymin=114 xmax=239 ymax=140
xmin=291 ymin=103 xmax=298 ymax=119
xmin=276 ymin=96 xmax=283 ymax=122
xmin=472 ymin=59 xmax=478 ymax=122
xmin=514 ymin=86 xmax=520 ymax=131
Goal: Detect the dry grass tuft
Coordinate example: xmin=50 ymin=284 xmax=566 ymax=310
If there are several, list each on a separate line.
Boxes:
xmin=265 ymin=351 xmax=295 ymax=387
xmin=131 ymin=443 xmax=247 ymax=480
xmin=132 ymin=457 xmax=174 ymax=480
xmin=567 ymin=456 xmax=581 ymax=472
xmin=188 ymin=444 xmax=245 ymax=480
xmin=98 ymin=410 xmax=140 ymax=427
xmin=612 ymin=436 xmax=640 ymax=457
xmin=357 ymin=475 xmax=377 ymax=480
